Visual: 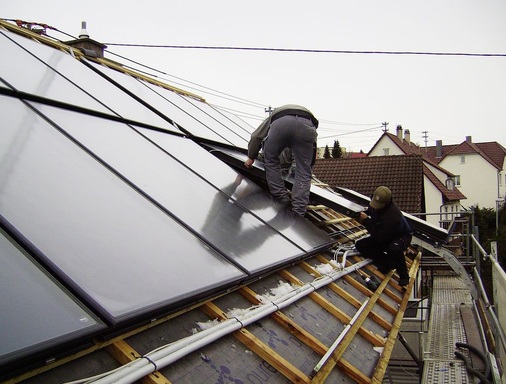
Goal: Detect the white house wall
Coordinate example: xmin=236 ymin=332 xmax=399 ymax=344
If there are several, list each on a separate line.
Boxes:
xmin=439 ymin=153 xmax=499 ymax=209
xmin=423 ymin=175 xmax=444 ymax=226
xmin=369 ymin=137 xmax=405 ymax=156
xmin=425 ymin=163 xmax=450 ymax=184
xmin=500 ymin=158 xmax=506 ymax=203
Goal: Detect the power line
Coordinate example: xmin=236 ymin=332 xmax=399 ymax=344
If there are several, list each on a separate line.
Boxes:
xmin=318 ymin=125 xmax=383 ymax=140
xmin=103 ymin=43 xmax=506 ymax=58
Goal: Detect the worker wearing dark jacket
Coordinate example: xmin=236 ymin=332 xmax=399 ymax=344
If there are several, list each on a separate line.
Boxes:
xmin=244 ymin=104 xmax=318 ymax=216
xmin=356 ymin=186 xmax=412 ymax=286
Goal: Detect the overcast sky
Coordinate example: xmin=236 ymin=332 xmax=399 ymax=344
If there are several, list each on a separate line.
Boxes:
xmin=3 ymin=0 xmax=506 ymax=152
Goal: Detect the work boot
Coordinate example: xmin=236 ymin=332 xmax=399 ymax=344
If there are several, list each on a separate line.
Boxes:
xmin=398 ymin=275 xmax=409 ymax=286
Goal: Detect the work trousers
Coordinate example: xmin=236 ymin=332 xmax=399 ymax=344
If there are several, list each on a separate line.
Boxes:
xmin=263 ymin=115 xmax=317 ymax=216
xmin=355 ymin=235 xmax=410 ymax=278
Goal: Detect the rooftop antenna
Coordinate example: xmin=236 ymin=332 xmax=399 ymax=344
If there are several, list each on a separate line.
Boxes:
xmin=79 ymin=21 xmax=89 ymax=39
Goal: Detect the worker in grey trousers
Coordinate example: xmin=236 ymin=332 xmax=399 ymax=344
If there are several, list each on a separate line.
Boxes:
xmin=244 ymin=104 xmax=318 ymax=216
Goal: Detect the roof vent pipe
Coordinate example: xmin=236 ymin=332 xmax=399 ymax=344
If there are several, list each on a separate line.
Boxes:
xmin=79 ymin=21 xmax=89 ymax=39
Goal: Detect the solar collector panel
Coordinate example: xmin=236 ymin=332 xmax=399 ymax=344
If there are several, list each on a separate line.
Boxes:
xmin=0 ymin=30 xmax=177 ymax=133
xmin=0 ymin=96 xmax=246 ymax=325
xmin=35 ymin=102 xmax=314 ymax=272
xmin=0 ymin=227 xmax=105 ymax=370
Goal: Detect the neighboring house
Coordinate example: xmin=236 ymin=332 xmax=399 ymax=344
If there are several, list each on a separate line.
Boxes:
xmin=368 ymin=125 xmax=506 ymax=210
xmin=425 ymin=137 xmax=506 ymax=210
xmin=313 ymin=155 xmax=465 ymax=227
xmin=367 ymin=126 xmax=466 ymax=221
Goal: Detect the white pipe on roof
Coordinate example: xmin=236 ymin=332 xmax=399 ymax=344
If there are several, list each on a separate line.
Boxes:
xmin=87 ymin=254 xmax=369 ymax=384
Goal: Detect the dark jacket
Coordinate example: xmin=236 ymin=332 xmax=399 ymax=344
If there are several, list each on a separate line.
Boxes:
xmin=362 ymin=200 xmax=412 ymax=246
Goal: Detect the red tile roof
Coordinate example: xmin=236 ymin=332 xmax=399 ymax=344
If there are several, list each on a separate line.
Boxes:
xmin=432 ymin=141 xmax=506 ymax=170
xmin=422 ymin=165 xmax=466 ymax=202
xmin=313 ymin=155 xmax=424 ymax=213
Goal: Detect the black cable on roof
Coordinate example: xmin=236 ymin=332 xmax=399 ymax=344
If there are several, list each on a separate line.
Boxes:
xmin=103 ymin=43 xmax=506 ymax=58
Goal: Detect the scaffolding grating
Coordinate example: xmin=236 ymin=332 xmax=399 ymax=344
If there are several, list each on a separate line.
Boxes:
xmin=422 ymin=275 xmax=474 ymax=383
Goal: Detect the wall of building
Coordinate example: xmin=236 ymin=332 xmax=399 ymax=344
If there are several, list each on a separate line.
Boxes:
xmin=423 ymin=176 xmax=445 ymax=226
xmin=368 ymin=136 xmax=405 ymax=156
xmin=440 ymin=153 xmax=499 ymax=209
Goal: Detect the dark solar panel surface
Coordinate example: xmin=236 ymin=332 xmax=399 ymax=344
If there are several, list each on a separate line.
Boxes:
xmin=0 ymin=27 xmax=334 ymax=370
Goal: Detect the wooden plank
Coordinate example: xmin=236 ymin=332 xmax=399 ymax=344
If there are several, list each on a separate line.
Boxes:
xmin=234 ymin=329 xmax=311 ymax=383
xmin=239 ymin=286 xmax=328 ymax=356
xmin=336 ymin=358 xmax=372 ymax=384
xmin=278 ymin=270 xmax=385 ymax=348
xmin=300 ymin=261 xmax=393 ymax=331
xmin=311 ymin=257 xmax=397 ymax=316
xmin=107 ymin=340 xmax=171 ymax=384
xmin=311 ymin=266 xmax=394 ymax=383
xmin=371 ymin=254 xmax=421 ymax=383
xmin=351 ymin=256 xmax=403 ymax=303
xmin=202 ymin=302 xmax=311 ymax=384
xmin=240 ymin=285 xmax=374 ymax=380
xmin=477 ymin=298 xmax=496 ymax=352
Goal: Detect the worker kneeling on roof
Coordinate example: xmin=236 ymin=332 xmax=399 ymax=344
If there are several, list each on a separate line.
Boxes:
xmin=356 ymin=186 xmax=412 ymax=287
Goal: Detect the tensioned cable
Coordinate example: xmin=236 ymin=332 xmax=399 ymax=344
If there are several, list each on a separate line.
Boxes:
xmin=104 ymin=43 xmax=506 ymax=58
xmin=104 ymin=49 xmax=265 ymax=109
xmin=318 ymin=125 xmax=383 ymax=140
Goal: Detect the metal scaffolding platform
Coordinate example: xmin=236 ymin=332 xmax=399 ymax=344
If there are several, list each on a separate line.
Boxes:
xmin=422 ymin=276 xmax=477 ymax=383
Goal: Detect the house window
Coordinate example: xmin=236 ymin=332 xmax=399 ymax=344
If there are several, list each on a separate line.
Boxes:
xmin=455 ymin=175 xmax=461 ymax=186
xmin=383 ymin=148 xmax=390 ymax=156
xmin=460 ymin=155 xmax=465 ymax=164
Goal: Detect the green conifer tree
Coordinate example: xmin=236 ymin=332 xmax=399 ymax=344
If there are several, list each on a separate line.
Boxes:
xmin=323 ymin=145 xmax=331 ymax=159
xmin=332 ymin=140 xmax=342 ymax=158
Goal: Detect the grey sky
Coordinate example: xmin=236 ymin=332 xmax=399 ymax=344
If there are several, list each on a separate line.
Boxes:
xmin=3 ymin=0 xmax=506 ymax=152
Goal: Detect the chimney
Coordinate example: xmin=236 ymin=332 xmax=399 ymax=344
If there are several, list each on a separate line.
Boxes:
xmin=65 ymin=21 xmax=107 ymax=58
xmin=404 ymin=129 xmax=411 ymax=144
xmin=466 ymin=136 xmax=472 ymax=143
xmin=436 ymin=140 xmax=442 ymax=158
xmin=396 ymin=125 xmax=403 ymax=140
